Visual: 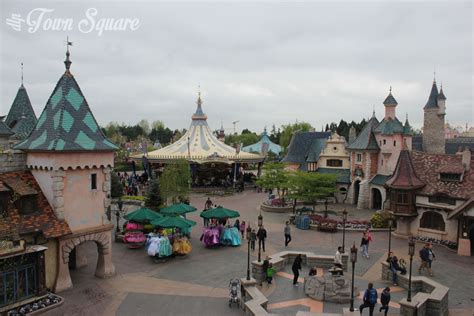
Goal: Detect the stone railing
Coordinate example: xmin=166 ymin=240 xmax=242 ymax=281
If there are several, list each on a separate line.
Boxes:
xmin=240 ymin=278 xmax=277 ymax=316
xmin=381 ymin=262 xmax=449 ymax=316
xmin=252 ymin=251 xmax=348 ymax=284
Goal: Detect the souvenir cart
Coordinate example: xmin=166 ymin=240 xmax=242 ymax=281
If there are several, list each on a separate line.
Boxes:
xmin=200 ymin=207 xmax=241 ymax=247
xmin=160 ymin=203 xmax=197 ymax=237
xmin=123 ymin=207 xmax=162 ymax=249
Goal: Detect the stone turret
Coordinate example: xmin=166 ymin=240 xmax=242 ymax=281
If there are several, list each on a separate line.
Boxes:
xmin=422 ymin=80 xmax=446 ymax=154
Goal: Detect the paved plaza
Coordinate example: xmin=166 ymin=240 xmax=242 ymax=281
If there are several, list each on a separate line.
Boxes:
xmin=51 ymin=191 xmax=474 ymax=316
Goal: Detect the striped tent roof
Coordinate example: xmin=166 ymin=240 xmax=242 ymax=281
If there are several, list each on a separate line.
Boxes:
xmin=141 ymin=94 xmax=264 ymax=164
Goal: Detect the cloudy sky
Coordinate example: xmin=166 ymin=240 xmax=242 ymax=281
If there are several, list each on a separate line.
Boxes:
xmin=1 ymin=0 xmax=472 ymax=134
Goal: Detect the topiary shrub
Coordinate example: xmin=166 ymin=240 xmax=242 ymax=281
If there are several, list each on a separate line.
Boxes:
xmin=370 ymin=212 xmax=393 ymax=228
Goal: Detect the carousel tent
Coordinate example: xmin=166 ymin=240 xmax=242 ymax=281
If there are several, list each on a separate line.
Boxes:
xmin=242 ymin=129 xmax=282 ymax=155
xmin=136 ymin=93 xmax=264 ymax=164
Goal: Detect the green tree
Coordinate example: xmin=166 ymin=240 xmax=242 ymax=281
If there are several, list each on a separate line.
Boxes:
xmin=288 ymin=171 xmax=337 ymax=216
xmin=110 ymin=172 xmax=124 ymax=198
xmin=160 ymin=159 xmax=191 ymax=204
xmin=279 ymin=122 xmax=313 ymax=150
xmin=256 ymin=162 xmax=290 ymax=204
xmin=138 ymin=119 xmax=150 ymax=135
xmin=145 ymin=178 xmax=162 ymax=211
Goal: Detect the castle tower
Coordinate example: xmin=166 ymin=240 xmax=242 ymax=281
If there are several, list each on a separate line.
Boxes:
xmin=5 ymin=63 xmax=37 ymax=140
xmin=14 ymin=43 xmax=118 ymax=291
xmin=422 ymin=80 xmax=446 ymax=154
xmin=383 ymin=86 xmax=398 ymax=120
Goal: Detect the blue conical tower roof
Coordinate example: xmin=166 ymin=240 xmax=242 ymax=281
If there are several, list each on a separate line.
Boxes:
xmin=5 ymin=84 xmax=37 ymax=139
xmin=15 ymin=50 xmax=118 ymax=152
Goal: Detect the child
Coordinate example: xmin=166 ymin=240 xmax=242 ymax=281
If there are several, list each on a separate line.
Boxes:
xmin=240 ymin=221 xmax=246 ymax=238
xmin=266 ymin=263 xmax=276 ymax=284
xmin=379 ymin=287 xmax=391 ymax=316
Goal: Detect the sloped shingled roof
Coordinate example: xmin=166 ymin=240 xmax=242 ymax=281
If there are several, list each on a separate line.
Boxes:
xmin=347 ymin=116 xmax=379 ymax=150
xmin=0 ymin=120 xmax=14 ymax=136
xmin=317 ymin=168 xmax=350 ymax=184
xmin=5 ymin=85 xmax=37 ymax=139
xmin=282 ymin=132 xmax=331 ymax=164
xmin=14 ymin=56 xmax=118 ymax=152
xmin=385 ymin=149 xmax=425 ymax=189
xmin=374 ymin=117 xmax=405 ymax=135
xmin=411 ymin=135 xmax=474 ymax=154
xmin=0 ymin=171 xmax=71 ymax=239
xmin=410 ymin=150 xmax=474 ymax=199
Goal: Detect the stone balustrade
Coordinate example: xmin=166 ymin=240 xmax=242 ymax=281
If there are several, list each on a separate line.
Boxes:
xmin=381 ymin=262 xmax=449 ymax=316
xmin=252 ymin=251 xmax=348 ymax=284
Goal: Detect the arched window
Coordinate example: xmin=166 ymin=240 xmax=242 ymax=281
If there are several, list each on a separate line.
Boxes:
xmin=420 ymin=211 xmax=445 ymax=231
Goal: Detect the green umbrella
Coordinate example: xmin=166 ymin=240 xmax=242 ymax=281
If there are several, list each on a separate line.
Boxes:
xmin=124 ymin=207 xmax=162 ymax=223
xmin=151 ymin=216 xmax=196 ymax=230
xmin=200 ymin=206 xmax=240 ymax=219
xmin=160 ymin=203 xmax=197 ymax=215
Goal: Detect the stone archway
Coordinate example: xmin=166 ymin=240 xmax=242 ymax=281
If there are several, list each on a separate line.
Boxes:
xmin=372 ymin=188 xmax=382 ymax=210
xmin=354 ymin=180 xmax=361 ymax=205
xmin=55 ymin=224 xmax=115 ymax=292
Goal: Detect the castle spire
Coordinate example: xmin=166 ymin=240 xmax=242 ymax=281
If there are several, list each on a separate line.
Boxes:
xmin=64 ymin=37 xmax=73 ymax=72
xmin=21 ymin=62 xmax=24 ymax=87
xmin=192 ymin=86 xmax=207 ymax=120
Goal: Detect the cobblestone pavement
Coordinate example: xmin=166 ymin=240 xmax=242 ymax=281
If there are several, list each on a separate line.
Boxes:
xmin=52 ymin=191 xmax=474 ymax=316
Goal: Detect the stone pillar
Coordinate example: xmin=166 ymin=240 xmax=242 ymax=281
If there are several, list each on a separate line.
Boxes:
xmin=457 ymin=238 xmax=471 ymax=256
xmin=51 ymin=169 xmax=66 ymax=220
xmin=95 ymin=232 xmax=115 ymax=278
xmin=54 ymin=239 xmax=73 ymax=292
xmin=357 ymin=181 xmax=370 ymax=209
xmin=74 ymin=243 xmax=88 ymax=268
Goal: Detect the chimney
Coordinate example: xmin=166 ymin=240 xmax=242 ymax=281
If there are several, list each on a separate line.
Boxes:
xmin=457 ymin=147 xmax=472 ymax=171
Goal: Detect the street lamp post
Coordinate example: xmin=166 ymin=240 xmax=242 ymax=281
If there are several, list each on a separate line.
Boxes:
xmin=116 ymin=199 xmax=124 ymax=233
xmin=342 ymin=209 xmax=348 ymax=253
xmin=387 ymin=218 xmax=393 ymax=260
xmin=407 ymin=237 xmax=415 ymax=302
xmin=247 ymin=237 xmax=251 ymax=280
xmin=349 ymin=242 xmax=358 ymax=312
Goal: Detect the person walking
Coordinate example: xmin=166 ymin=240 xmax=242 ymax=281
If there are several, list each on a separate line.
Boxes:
xmin=361 ymin=231 xmax=370 ymax=259
xmin=379 ymin=287 xmax=391 ymax=316
xmin=334 ymin=246 xmax=344 ymax=275
xmin=234 ymin=219 xmax=240 ymax=230
xmin=419 ymin=243 xmax=435 ymax=276
xmin=246 ymin=224 xmax=252 ymax=240
xmin=204 ymin=197 xmax=213 ymax=210
xmin=250 ymin=229 xmax=257 ymax=251
xmin=257 ymin=225 xmax=267 ymax=252
xmin=359 ymin=282 xmax=377 ymax=316
xmin=240 ymin=221 xmax=246 ymax=238
xmin=292 ymin=254 xmax=302 ymax=286
xmin=284 ymin=221 xmax=291 ymax=246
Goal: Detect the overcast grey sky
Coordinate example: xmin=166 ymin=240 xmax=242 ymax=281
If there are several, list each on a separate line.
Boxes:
xmin=1 ymin=0 xmax=472 ymax=134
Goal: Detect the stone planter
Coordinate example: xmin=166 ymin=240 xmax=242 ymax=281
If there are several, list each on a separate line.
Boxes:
xmin=260 ymin=202 xmax=294 ymax=213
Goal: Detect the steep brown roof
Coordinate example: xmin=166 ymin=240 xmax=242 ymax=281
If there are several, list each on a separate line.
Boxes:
xmin=0 ymin=171 xmax=71 ymax=239
xmin=410 ymin=151 xmax=474 ymax=199
xmin=386 ymin=149 xmax=425 ymax=189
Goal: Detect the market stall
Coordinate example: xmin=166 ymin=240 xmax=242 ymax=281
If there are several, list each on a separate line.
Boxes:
xmin=200 ymin=207 xmax=241 ymax=247
xmin=123 ymin=207 xmax=162 ymax=248
xmin=147 ymin=216 xmax=196 ymax=262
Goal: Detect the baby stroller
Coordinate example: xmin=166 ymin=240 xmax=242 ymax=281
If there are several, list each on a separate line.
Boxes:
xmin=228 ymin=278 xmax=240 ymax=308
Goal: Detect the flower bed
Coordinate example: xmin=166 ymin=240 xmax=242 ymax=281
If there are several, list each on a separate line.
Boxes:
xmin=7 ymin=293 xmax=63 ymax=315
xmin=415 ymin=235 xmax=458 ymax=250
xmin=309 ymin=215 xmax=370 ymax=231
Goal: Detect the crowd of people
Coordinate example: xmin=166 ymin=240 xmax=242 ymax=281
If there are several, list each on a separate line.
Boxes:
xmin=117 ymin=171 xmax=149 ymax=196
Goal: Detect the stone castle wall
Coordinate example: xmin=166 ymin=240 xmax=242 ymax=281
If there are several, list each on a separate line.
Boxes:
xmin=0 ymin=151 xmax=27 ymax=172
xmin=423 ymin=109 xmax=445 ymax=154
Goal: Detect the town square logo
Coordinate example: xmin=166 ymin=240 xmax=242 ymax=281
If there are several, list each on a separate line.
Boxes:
xmin=5 ymin=7 xmax=140 ymax=36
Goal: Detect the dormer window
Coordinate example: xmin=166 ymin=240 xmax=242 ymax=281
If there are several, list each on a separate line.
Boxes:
xmin=15 ymin=194 xmax=38 ymax=215
xmin=0 ymin=192 xmax=9 ymax=218
xmin=439 ymin=173 xmax=461 ymax=182
xmin=429 ymin=194 xmax=456 ymax=205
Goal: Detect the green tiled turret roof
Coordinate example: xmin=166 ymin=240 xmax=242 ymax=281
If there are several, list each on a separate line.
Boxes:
xmin=373 ymin=117 xmax=404 ymax=135
xmin=347 ymin=115 xmax=379 ymax=150
xmin=15 ymin=51 xmax=118 ymax=152
xmin=403 ymin=116 xmax=413 ymax=136
xmin=0 ymin=120 xmax=14 ymax=137
xmin=5 ymin=85 xmax=37 ymax=139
